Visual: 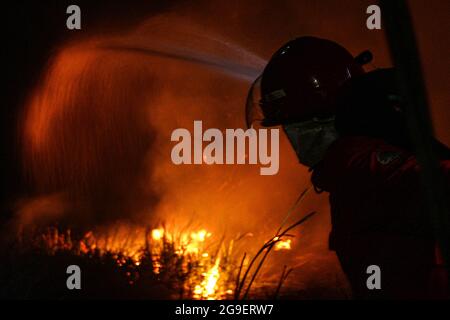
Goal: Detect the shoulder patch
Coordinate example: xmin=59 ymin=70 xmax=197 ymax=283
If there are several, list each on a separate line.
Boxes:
xmin=376 ymin=150 xmax=401 ymax=165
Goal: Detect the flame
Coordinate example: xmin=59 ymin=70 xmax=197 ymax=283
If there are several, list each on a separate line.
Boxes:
xmin=149 ymin=227 xmax=227 ymax=299
xmin=191 ymin=229 xmax=211 ymax=242
xmin=194 ymin=257 xmax=221 ymax=299
xmin=151 ymin=228 xmax=164 ymax=241
xmin=30 ymin=224 xmax=296 ymax=299
xmin=274 ymin=239 xmax=292 ymax=251
xmin=146 ymin=227 xmax=232 ymax=299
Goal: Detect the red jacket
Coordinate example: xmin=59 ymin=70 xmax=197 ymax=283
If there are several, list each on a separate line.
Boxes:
xmin=312 ymin=135 xmax=449 ymax=299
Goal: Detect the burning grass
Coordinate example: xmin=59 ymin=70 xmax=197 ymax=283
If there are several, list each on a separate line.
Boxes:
xmin=4 ymin=188 xmax=316 ymax=299
xmin=5 ymin=209 xmax=314 ymax=300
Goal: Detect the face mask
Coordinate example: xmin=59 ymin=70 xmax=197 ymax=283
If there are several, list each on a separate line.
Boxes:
xmin=283 ymin=117 xmax=338 ymax=168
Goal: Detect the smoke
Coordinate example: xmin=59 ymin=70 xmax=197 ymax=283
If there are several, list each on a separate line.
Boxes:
xmin=15 ymin=10 xmax=338 ymax=294
xmin=18 ymin=13 xmax=277 ymax=228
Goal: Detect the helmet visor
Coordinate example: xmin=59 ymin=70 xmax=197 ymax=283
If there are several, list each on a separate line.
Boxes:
xmin=245 ymin=75 xmax=264 ymax=128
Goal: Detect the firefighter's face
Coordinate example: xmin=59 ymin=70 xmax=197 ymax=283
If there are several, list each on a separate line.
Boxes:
xmin=283 ymin=117 xmax=338 ymax=167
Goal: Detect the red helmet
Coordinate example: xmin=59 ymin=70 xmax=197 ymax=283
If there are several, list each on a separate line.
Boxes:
xmin=246 ymin=36 xmax=369 ymax=127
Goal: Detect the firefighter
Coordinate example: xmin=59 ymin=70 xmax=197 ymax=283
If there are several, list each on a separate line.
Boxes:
xmin=246 ymin=36 xmax=449 ymax=299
